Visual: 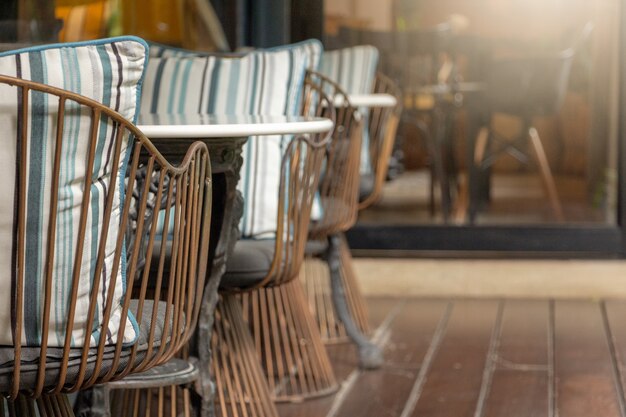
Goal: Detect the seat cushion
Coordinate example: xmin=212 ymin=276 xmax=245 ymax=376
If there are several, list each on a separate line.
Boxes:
xmin=305 ymin=239 xmax=328 ymax=256
xmin=141 ymin=43 xmax=312 ymax=239
xmin=220 ymin=239 xmax=276 ymax=290
xmin=359 ymin=173 xmax=375 ymax=203
xmin=319 ymin=46 xmax=379 ymax=175
xmin=268 ymin=39 xmax=323 ymax=71
xmin=0 ymin=299 xmax=168 ymax=392
xmin=0 ymin=37 xmax=149 ymax=347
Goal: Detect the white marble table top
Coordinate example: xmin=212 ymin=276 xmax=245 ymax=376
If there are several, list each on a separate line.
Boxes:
xmin=333 ymin=93 xmax=398 ymax=108
xmin=137 ymin=114 xmax=334 ymax=138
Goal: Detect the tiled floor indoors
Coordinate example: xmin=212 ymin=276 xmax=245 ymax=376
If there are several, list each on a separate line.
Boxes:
xmin=358 ymin=170 xmax=610 ymax=225
xmin=278 ymin=297 xmax=626 ymax=417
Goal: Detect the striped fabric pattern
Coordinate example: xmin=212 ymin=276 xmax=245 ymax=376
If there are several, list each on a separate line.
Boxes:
xmin=148 ymin=39 xmax=324 ymax=70
xmin=0 ymin=37 xmax=148 ymax=347
xmin=141 ymin=46 xmax=310 ymax=238
xmin=268 ymin=39 xmax=323 ymax=71
xmin=148 ymin=41 xmax=205 ymax=58
xmin=319 ymin=45 xmax=379 ymax=174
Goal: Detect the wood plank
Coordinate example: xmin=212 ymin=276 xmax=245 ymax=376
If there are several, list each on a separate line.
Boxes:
xmin=481 ymin=300 xmax=550 ymax=417
xmin=407 ymin=299 xmax=500 ymax=417
xmin=366 ymin=296 xmax=404 ymax=328
xmin=600 ymin=300 xmax=626 ymax=414
xmin=276 ymin=297 xmax=402 ymax=417
xmin=332 ymin=299 xmax=450 ymax=417
xmin=554 ymin=300 xmax=623 ymax=417
xmin=279 ymin=297 xmax=626 ymax=417
xmin=328 ymin=297 xmax=406 ymax=375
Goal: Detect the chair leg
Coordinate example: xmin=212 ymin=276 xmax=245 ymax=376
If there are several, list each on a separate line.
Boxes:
xmin=1 ymin=394 xmax=75 ymax=417
xmin=427 ymin=114 xmax=452 ymax=222
xmin=452 ymin=171 xmax=469 ymax=224
xmin=212 ymin=295 xmax=279 ymax=417
xmin=337 ymin=235 xmax=371 ymax=339
xmin=300 ymin=236 xmax=370 ymax=344
xmin=409 ymin=115 xmax=448 ymax=220
xmin=241 ymin=281 xmax=339 ymax=402
xmin=474 ymin=126 xmax=490 ymax=166
xmin=325 ymin=234 xmax=383 ymax=370
xmin=468 ymin=126 xmax=494 ymax=223
xmin=528 ymin=126 xmax=565 ymax=221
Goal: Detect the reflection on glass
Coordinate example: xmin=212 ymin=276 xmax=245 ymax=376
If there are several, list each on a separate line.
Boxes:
xmin=325 ymin=0 xmax=620 ymax=226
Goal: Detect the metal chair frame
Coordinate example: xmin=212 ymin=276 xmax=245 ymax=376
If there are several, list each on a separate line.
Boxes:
xmin=213 ymin=79 xmax=333 ymax=410
xmin=360 ymin=72 xmax=404 ymax=210
xmin=0 ymin=75 xmax=212 ymax=416
xmin=301 ymin=71 xmax=402 ymax=369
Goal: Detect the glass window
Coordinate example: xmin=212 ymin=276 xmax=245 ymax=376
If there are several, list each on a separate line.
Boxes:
xmin=325 ymin=0 xmax=620 ymax=227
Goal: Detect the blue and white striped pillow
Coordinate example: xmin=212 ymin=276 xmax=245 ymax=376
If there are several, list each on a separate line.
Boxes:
xmin=319 ymin=45 xmax=379 ymax=174
xmin=147 ymin=41 xmax=206 ymax=58
xmin=0 ymin=37 xmax=148 ymax=347
xmin=267 ymin=39 xmax=323 ymax=71
xmin=147 ymin=39 xmax=324 ymax=71
xmin=141 ymin=47 xmax=310 ymax=238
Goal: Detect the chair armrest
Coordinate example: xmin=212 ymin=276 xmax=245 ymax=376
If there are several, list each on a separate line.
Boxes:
xmin=359 ymin=72 xmax=403 ymax=210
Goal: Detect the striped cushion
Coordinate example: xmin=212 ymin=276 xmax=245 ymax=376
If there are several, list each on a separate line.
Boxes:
xmin=141 ymin=47 xmax=309 ymax=238
xmin=0 ymin=37 xmax=148 ymax=347
xmin=320 ymin=46 xmax=379 ymax=174
xmin=147 ymin=39 xmax=324 ymax=71
xmin=148 ymin=41 xmax=205 ymax=58
xmin=267 ymin=39 xmax=323 ymax=71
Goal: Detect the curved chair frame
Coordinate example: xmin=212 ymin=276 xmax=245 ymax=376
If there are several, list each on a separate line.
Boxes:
xmin=331 ymin=72 xmax=402 ymax=345
xmin=0 ymin=75 xmax=211 ymax=408
xmin=301 ymin=72 xmax=402 ymax=369
xmin=360 ymin=72 xmax=403 ymax=209
xmin=212 ymin=79 xmax=337 ymax=409
xmin=215 ymin=132 xmax=333 ymax=409
xmin=305 ymin=70 xmax=363 ymax=239
xmin=249 ymin=133 xmax=330 ymax=290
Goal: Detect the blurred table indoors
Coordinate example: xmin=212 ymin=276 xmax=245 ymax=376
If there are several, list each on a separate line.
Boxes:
xmin=332 ymin=21 xmax=593 ymax=225
xmin=138 ymin=114 xmax=334 ymax=139
xmin=333 ymin=93 xmax=398 ymax=108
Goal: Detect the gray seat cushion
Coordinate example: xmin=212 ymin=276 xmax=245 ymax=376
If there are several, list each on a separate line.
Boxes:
xmin=0 ymin=300 xmax=169 ymax=392
xmin=220 ymin=239 xmax=276 ymax=290
xmin=305 ymin=239 xmax=328 ymax=256
xmin=220 ymin=238 xmax=329 ymax=291
xmin=359 ymin=173 xmax=375 ymax=203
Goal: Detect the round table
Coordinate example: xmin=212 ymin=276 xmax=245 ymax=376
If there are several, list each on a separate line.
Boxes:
xmin=138 ymin=114 xmax=334 ymax=138
xmin=331 ymin=93 xmax=398 ymax=108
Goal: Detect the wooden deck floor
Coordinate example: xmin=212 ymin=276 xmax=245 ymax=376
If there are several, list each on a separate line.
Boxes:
xmin=277 ymin=297 xmax=626 ymax=417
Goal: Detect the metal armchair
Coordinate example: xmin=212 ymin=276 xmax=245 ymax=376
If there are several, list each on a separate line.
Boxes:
xmin=212 ymin=83 xmax=332 ymax=414
xmin=0 ymin=75 xmax=212 ymax=416
xmin=360 ymin=72 xmax=404 ymax=210
xmin=300 ymin=71 xmax=402 ymax=368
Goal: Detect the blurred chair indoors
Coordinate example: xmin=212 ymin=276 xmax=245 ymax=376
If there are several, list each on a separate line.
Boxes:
xmin=468 ymin=22 xmax=594 ymax=223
